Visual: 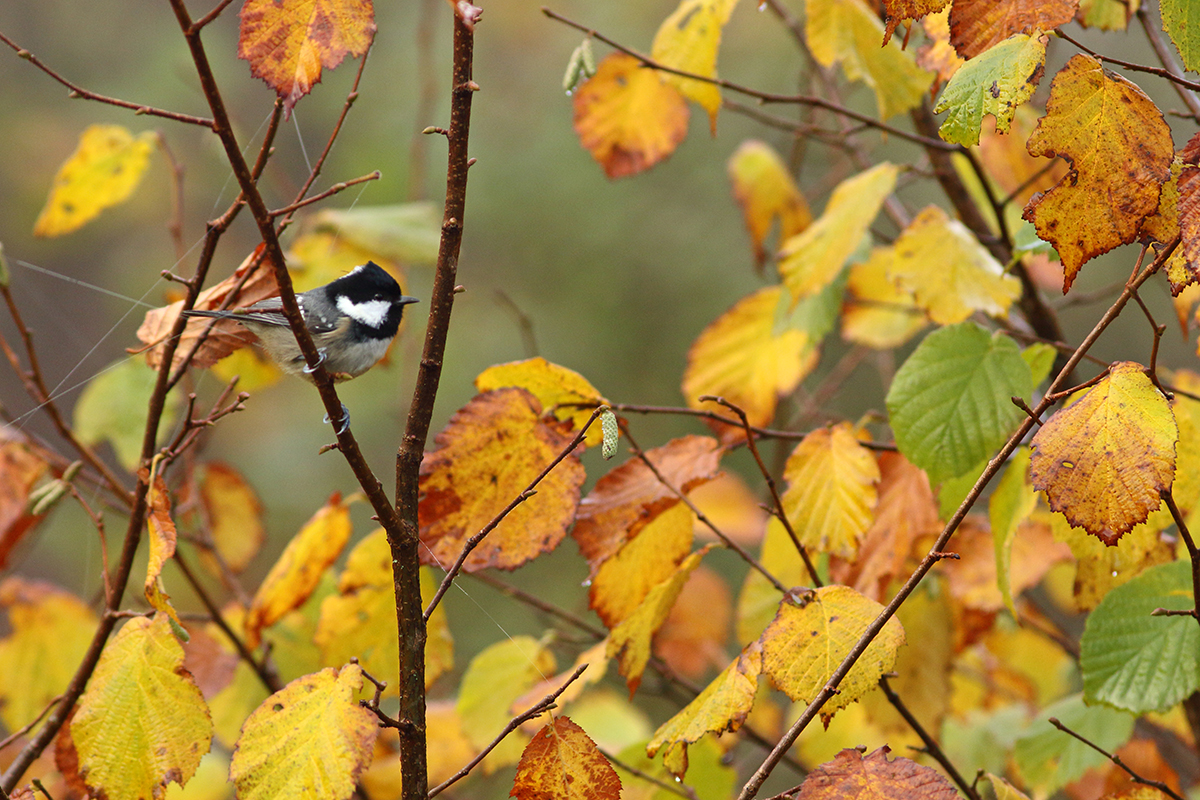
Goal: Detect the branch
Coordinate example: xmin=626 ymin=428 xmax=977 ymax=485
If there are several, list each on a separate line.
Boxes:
xmin=269 ymin=171 xmax=382 ymax=218
xmin=423 ymin=407 xmax=603 ymax=620
xmin=736 ymin=236 xmax=1180 ymax=799
xmin=1136 ymin=6 xmax=1200 ymax=120
xmin=427 ymin=664 xmax=588 ymax=798
xmin=878 ymin=677 xmax=980 ymax=800
xmin=0 ymin=31 xmax=214 ymax=128
xmin=1048 ymin=717 xmax=1186 ymax=800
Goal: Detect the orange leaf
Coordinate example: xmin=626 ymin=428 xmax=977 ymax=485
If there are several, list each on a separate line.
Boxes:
xmin=796 ymin=747 xmax=958 ymax=798
xmin=949 ymin=0 xmax=1078 ymax=59
xmin=1022 ymin=55 xmax=1174 ymax=291
xmin=682 ymin=286 xmax=817 ymax=430
xmin=939 ymin=515 xmax=1070 ymax=610
xmin=572 ymin=435 xmax=722 ymax=571
xmin=135 ymin=247 xmax=278 ymax=371
xmin=244 ymin=493 xmax=351 ymax=647
xmin=1031 ymin=362 xmax=1177 ymax=545
xmin=590 ymin=503 xmax=695 ymax=629
xmin=511 ymin=717 xmax=621 ymax=800
xmin=573 ymin=53 xmax=690 ymax=179
xmin=0 ymin=434 xmax=49 ymax=570
xmin=882 ymin=0 xmax=951 ymax=45
xmin=418 ymin=388 xmax=585 ymax=571
xmin=729 ymin=140 xmax=812 ymax=267
xmin=654 ymin=564 xmax=732 ymax=679
xmin=238 ymin=0 xmax=376 ymax=116
xmin=917 ymin=10 xmax=964 ymax=90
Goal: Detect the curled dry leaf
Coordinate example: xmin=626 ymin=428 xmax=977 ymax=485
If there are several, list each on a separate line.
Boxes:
xmin=134 ymin=248 xmax=279 ymax=372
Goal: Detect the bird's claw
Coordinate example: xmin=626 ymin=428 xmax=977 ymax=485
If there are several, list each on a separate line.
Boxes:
xmin=303 ymin=349 xmax=329 ymax=374
xmin=323 ymin=403 xmax=350 ymax=435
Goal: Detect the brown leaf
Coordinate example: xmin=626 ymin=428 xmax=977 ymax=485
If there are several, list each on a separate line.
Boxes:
xmin=134 ymin=247 xmax=278 ymax=371
xmin=511 ymin=717 xmax=621 ymax=800
xmin=419 ymin=388 xmax=585 ymax=572
xmin=797 ymin=746 xmax=958 ymax=798
xmin=949 ymin=0 xmax=1079 ymax=59
xmin=572 ymin=435 xmax=722 ymax=572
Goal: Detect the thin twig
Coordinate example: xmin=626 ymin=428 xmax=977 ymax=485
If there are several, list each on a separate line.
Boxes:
xmin=0 ymin=695 xmax=63 ymax=752
xmin=878 ymin=677 xmax=981 ymax=800
xmin=269 ymin=171 xmax=381 ymax=217
xmin=427 ymin=665 xmax=589 ymax=798
xmin=1047 ymin=717 xmax=1187 ymax=800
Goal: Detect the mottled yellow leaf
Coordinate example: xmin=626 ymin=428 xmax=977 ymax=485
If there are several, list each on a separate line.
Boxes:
xmin=230 ymin=664 xmax=377 ymax=800
xmin=647 ymin=642 xmax=761 ymax=776
xmin=1023 ymin=55 xmax=1173 ymax=291
xmin=475 ymin=357 xmax=608 ymax=448
xmin=574 ymin=53 xmax=690 ymax=179
xmin=72 ymin=615 xmax=213 ymax=800
xmin=888 ymin=205 xmax=1022 ymax=324
xmin=651 ymin=0 xmax=741 ymax=131
xmin=1032 ymin=362 xmax=1177 ymax=545
xmin=418 ymin=388 xmax=585 ymax=571
xmin=759 ymin=585 xmax=905 ymax=718
xmin=781 ymin=423 xmax=880 ymax=558
xmin=245 ymin=493 xmax=351 ymax=648
xmin=778 ymin=162 xmax=899 ymax=301
xmin=0 ymin=579 xmax=96 ymax=732
xmin=33 ymin=125 xmax=156 ymax=237
xmin=806 ymin=0 xmax=933 ymax=119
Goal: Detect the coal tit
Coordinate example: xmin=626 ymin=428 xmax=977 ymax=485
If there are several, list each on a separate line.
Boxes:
xmin=183 ymin=261 xmax=419 ymax=382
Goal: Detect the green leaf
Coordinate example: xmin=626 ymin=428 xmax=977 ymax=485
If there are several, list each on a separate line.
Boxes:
xmin=935 ymin=33 xmax=1048 ymax=147
xmin=1161 ymin=0 xmax=1200 ymax=72
xmin=1080 ymin=560 xmax=1200 ymax=713
xmin=310 ymin=202 xmax=441 ymax=266
xmin=74 ymin=359 xmax=177 ymax=471
xmin=886 ymin=323 xmax=1033 ymax=484
xmin=989 ymin=447 xmax=1036 ymax=617
xmin=1021 ymin=343 xmax=1057 ymax=387
xmin=1013 ymin=694 xmax=1134 ymax=795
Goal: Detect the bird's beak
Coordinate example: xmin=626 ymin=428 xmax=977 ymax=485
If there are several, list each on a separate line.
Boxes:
xmin=399 ymin=296 xmax=420 ymax=306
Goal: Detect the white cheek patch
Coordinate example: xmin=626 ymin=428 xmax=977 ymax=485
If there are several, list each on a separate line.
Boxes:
xmin=337 ymin=296 xmax=391 ymax=328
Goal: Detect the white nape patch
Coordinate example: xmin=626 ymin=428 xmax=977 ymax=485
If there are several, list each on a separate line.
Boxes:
xmin=338 ymin=295 xmax=391 ymax=328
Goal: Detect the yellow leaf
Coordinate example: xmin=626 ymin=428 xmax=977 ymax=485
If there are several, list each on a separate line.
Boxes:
xmin=458 ymin=636 xmax=556 ymax=771
xmin=1031 ymin=362 xmax=1177 ymax=545
xmin=888 ymin=205 xmax=1022 ymax=324
xmin=0 ymin=579 xmax=96 ymax=732
xmin=781 ymin=423 xmax=880 ymax=558
xmin=806 ymin=0 xmax=933 ymax=120
xmin=196 ymin=462 xmax=266 ymax=575
xmin=1050 ymin=510 xmax=1175 ymax=610
xmin=841 ymin=249 xmax=928 ymax=349
xmin=917 ymin=9 xmax=965 ymax=89
xmin=778 ymin=163 xmax=899 ymax=301
xmin=590 ymin=503 xmax=695 ymax=628
xmin=1077 ymin=0 xmax=1140 ymax=30
xmin=210 ymin=347 xmax=283 ymax=393
xmin=1023 ymin=55 xmax=1174 ymax=291
xmin=475 ymin=357 xmax=609 ymax=448
xmin=418 ymin=388 xmax=586 ymax=571
xmin=230 ymin=664 xmax=377 ymax=800
xmin=736 ymin=517 xmax=815 ymax=643
xmin=608 ymin=546 xmax=713 ymax=696
xmin=33 ymin=125 xmax=156 ymax=237
xmin=287 ymin=230 xmax=402 ymax=293
xmin=316 ymin=529 xmax=452 ymax=693
xmin=573 ymin=53 xmax=690 ymax=179
xmin=985 ymin=773 xmax=1033 ymax=800
xmin=512 ymin=717 xmax=622 ymax=800
xmin=650 ymin=0 xmax=741 ymax=131
xmin=728 ymin=140 xmax=812 ymax=267
xmin=647 ymin=641 xmax=761 ymax=775
xmin=238 ymin=0 xmax=375 ymax=115
xmin=682 ymin=286 xmax=817 ymax=430
xmin=759 ymin=585 xmax=906 ymax=718
xmin=573 ymin=435 xmax=722 ymax=570
xmin=142 ymin=469 xmax=182 ymax=625
xmin=245 ymin=494 xmax=351 ymax=648
xmin=72 ymin=615 xmax=213 ymax=799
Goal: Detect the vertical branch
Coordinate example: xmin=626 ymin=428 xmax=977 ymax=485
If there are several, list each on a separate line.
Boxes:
xmin=393 ymin=6 xmax=480 ymax=798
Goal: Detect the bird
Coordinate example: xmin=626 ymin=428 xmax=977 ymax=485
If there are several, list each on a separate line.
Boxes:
xmin=183 ymin=261 xmax=419 ymax=431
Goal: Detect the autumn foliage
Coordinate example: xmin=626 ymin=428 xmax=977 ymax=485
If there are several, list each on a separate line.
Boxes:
xmin=5 ymin=0 xmax=1200 ymax=799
